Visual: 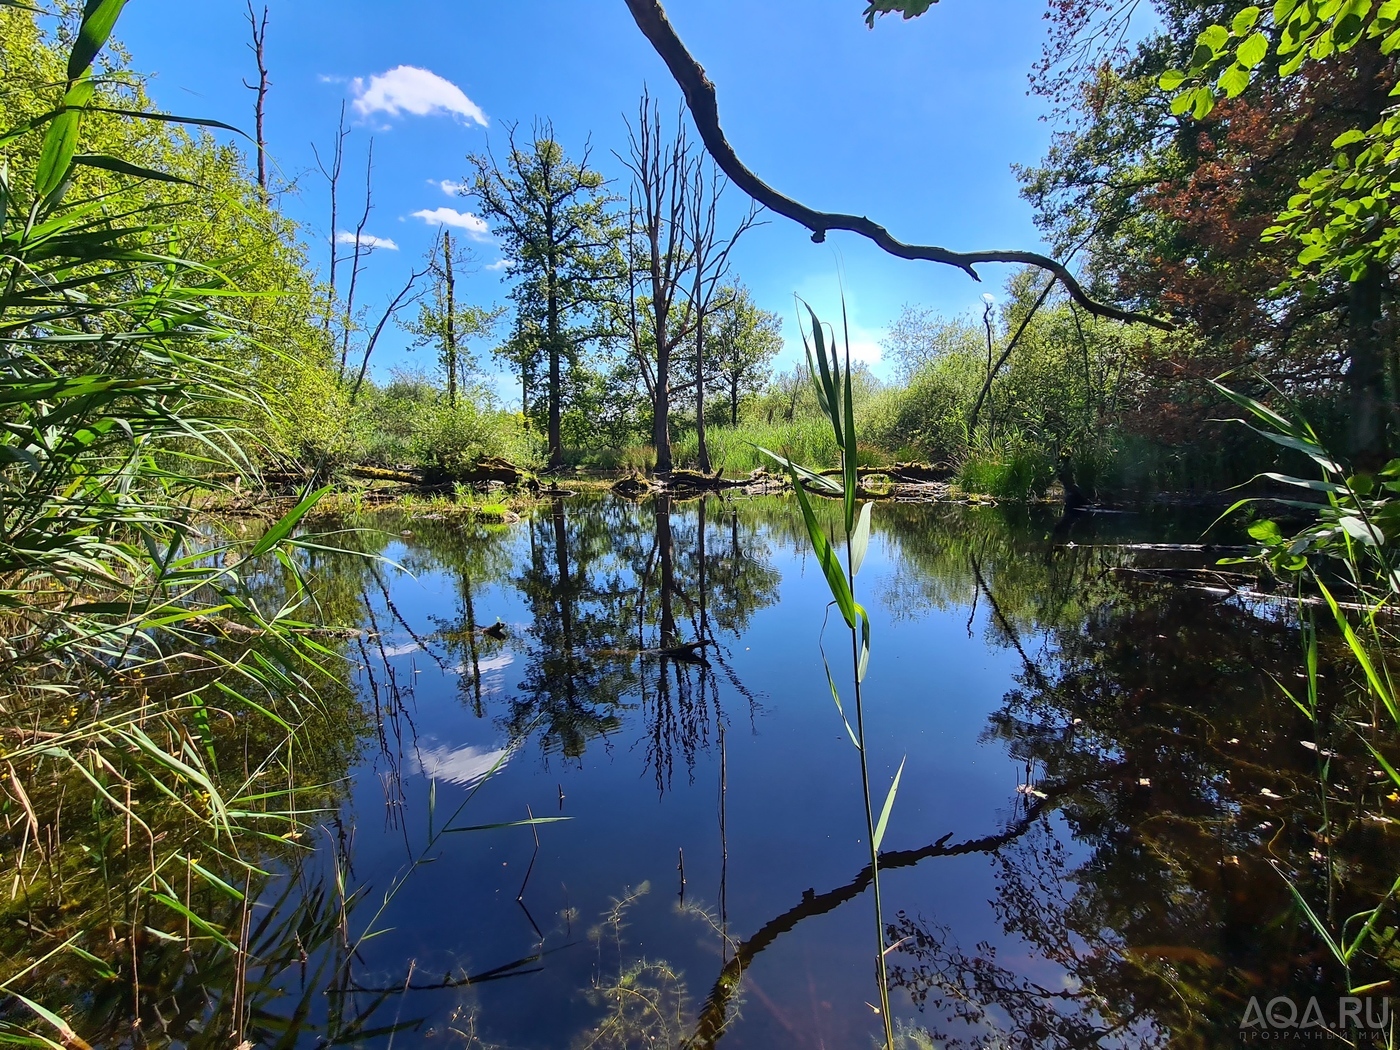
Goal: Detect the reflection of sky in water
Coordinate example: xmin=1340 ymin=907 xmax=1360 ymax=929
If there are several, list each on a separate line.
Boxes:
xmin=319 ymin=498 xmax=1337 ymax=1050
xmin=410 ymin=741 xmax=511 ymax=787
xmin=448 ymin=649 xmax=515 ymax=691
xmin=377 ymin=640 xmax=425 ymax=658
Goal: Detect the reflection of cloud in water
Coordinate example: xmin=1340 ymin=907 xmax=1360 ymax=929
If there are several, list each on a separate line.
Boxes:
xmin=452 ymin=651 xmax=514 ymax=696
xmin=412 ymin=742 xmax=511 ymax=787
xmin=380 ymin=641 xmax=424 ymax=658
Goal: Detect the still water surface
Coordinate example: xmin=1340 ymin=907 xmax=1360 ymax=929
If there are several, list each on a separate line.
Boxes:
xmin=260 ymin=493 xmax=1393 ymax=1047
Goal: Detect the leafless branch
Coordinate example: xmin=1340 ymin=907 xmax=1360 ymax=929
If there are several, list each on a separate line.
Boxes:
xmin=242 ymin=2 xmax=270 ymax=194
xmin=350 ymin=268 xmax=430 ymax=405
xmin=339 ymin=138 xmax=376 ymax=381
xmin=622 ymin=0 xmax=1172 ymax=331
xmin=312 ymin=101 xmax=348 ymax=341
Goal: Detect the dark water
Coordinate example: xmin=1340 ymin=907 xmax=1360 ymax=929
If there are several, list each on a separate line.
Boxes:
xmin=245 ymin=494 xmax=1399 ymax=1048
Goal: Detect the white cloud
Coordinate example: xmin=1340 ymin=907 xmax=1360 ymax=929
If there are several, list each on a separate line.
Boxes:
xmin=336 ymin=230 xmax=399 ymax=251
xmin=486 ymin=258 xmax=514 ymax=271
xmin=351 ymin=66 xmax=488 ymax=126
xmin=412 ymin=207 xmax=491 ymax=241
xmin=431 ymin=178 xmax=468 ymax=196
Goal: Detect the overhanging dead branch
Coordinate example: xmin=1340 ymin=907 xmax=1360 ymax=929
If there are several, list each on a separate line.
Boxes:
xmin=622 ymin=0 xmax=1173 ymax=331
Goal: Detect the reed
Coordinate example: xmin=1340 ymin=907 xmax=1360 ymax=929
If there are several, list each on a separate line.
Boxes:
xmin=756 ymin=300 xmax=903 ymax=1049
xmin=1215 ymin=378 xmax=1400 ymax=995
xmin=0 ymin=4 xmax=356 ymax=1043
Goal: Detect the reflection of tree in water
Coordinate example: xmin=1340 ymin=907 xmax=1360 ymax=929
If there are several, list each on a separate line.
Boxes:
xmin=368 ymin=496 xmax=780 ymax=783
xmin=636 ymin=495 xmax=779 ymax=791
xmin=887 ymin=556 xmax=1400 ymax=1047
xmin=507 ymin=498 xmax=643 ymax=757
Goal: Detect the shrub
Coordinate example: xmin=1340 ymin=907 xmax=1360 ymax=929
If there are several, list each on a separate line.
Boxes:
xmin=355 ymin=378 xmax=542 ymax=475
xmin=957 ymin=438 xmax=1056 ymax=500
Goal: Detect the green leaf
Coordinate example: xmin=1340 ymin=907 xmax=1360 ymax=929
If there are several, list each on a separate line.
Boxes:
xmin=0 ymin=107 xmax=64 ymax=149
xmin=68 ymin=0 xmax=129 ymax=82
xmin=1316 ymin=578 xmax=1399 ymax=721
xmin=1280 ymin=43 xmax=1310 ymax=74
xmin=1339 ymin=513 xmax=1384 ymax=545
xmin=1191 ymin=86 xmax=1218 ymax=119
xmin=790 ymin=465 xmax=857 ymax=628
xmin=148 ymin=891 xmax=236 ymax=948
xmin=188 ymin=692 xmax=217 ymax=773
xmin=1333 ymin=128 xmax=1368 ymax=148
xmin=1237 ymin=30 xmax=1270 ymax=68
xmin=87 ymin=106 xmax=248 ymax=139
xmin=0 ymin=988 xmax=87 ymax=1050
xmin=850 ymin=501 xmax=873 ymax=576
xmin=248 ymin=485 xmax=330 ymax=558
xmin=873 ymin=756 xmax=906 ymax=851
xmin=73 ymin=153 xmax=195 ymax=186
xmin=1232 ymin=5 xmax=1262 ymax=34
xmin=1247 ymin=519 xmax=1283 ymax=543
xmin=34 ymin=79 xmax=94 ymax=199
xmin=1281 ymin=873 xmax=1348 ymax=968
xmin=799 ymin=299 xmax=842 ymax=451
xmin=1218 ymin=64 xmax=1251 ymax=98
xmin=1363 ymin=737 xmax=1400 ymax=789
xmin=442 ymin=816 xmax=571 ymax=834
xmin=1258 ymin=471 xmax=1347 ymax=493
xmin=823 ymin=658 xmax=861 ymax=749
xmin=1159 ymin=69 xmax=1188 ymax=90
xmin=857 ymin=605 xmax=871 ymax=683
xmin=1198 ymin=24 xmax=1230 ymax=54
xmin=840 ymin=300 xmax=858 ymax=533
xmin=752 ymin=445 xmax=843 ymax=493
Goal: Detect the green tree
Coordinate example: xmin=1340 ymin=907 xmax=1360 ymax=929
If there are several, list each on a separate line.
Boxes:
xmin=1017 ymin=0 xmax=1398 ymax=468
xmin=402 ymin=229 xmax=503 ymax=407
xmin=707 ymin=283 xmax=783 ymax=426
xmin=468 ymin=123 xmax=624 ymax=467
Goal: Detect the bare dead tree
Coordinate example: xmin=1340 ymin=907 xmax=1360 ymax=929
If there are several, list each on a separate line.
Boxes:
xmin=338 ymin=138 xmax=376 ymax=382
xmin=621 ymin=89 xmax=698 ymax=475
xmin=349 ymin=268 xmax=430 ymax=405
xmin=684 ymin=160 xmax=760 ymax=473
xmin=621 ymin=0 xmax=1171 ymax=331
xmin=243 ymin=2 xmax=270 ymax=195
xmin=312 ymin=102 xmax=348 ymax=342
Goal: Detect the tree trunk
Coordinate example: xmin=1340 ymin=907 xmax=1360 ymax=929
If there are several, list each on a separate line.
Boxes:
xmin=653 ymin=301 xmax=672 ymax=474
xmin=246 ymin=3 xmax=269 ymax=196
xmin=695 ymin=310 xmax=710 ymax=473
xmin=443 ymin=230 xmax=457 ymax=408
xmin=655 ymin=496 xmax=676 ymax=646
xmin=730 ymin=372 xmax=738 ymax=427
xmin=547 ymin=254 xmax=564 ymax=469
xmin=460 ymin=569 xmax=482 ymax=716
xmin=1346 ymin=51 xmax=1392 ymax=472
xmin=1348 ymin=263 xmax=1388 ymax=471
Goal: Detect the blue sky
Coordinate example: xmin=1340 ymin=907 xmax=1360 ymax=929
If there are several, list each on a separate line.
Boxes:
xmin=115 ymin=0 xmax=1066 ymax=389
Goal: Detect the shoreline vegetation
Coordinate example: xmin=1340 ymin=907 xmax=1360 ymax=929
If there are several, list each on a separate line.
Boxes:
xmin=7 ymin=0 xmax=1400 ymax=1046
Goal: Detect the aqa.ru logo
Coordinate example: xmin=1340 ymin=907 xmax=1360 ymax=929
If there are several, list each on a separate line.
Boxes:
xmin=1239 ymin=996 xmax=1391 ymax=1041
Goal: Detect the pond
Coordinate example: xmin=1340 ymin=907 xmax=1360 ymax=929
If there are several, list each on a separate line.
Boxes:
xmin=187 ymin=495 xmax=1400 ymax=1046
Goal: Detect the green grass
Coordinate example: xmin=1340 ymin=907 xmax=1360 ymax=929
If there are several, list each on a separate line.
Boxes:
xmin=672 ymin=419 xmax=842 ymax=475
xmin=956 ymin=440 xmax=1056 ymax=501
